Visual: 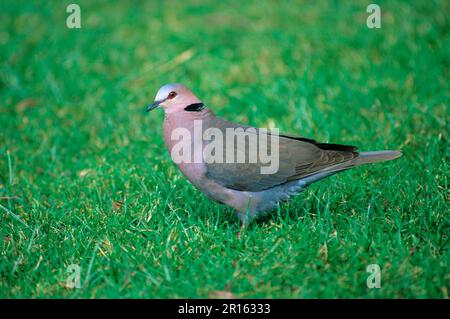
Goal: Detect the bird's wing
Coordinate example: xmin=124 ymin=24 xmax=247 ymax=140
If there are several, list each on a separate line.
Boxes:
xmin=203 ymin=118 xmax=359 ymax=192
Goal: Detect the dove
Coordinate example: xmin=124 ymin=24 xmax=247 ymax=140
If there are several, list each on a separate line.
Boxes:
xmin=146 ymin=83 xmax=402 ymax=237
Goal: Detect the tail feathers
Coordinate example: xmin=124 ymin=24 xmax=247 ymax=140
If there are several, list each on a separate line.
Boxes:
xmin=352 ymin=150 xmax=402 ymax=166
xmin=316 ymin=150 xmax=402 ymax=175
xmin=300 ymin=151 xmax=402 ymax=188
xmin=296 ymin=150 xmax=401 ymax=188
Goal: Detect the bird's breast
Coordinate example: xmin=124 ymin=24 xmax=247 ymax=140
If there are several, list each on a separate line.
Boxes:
xmin=163 ymin=117 xmax=208 ymax=186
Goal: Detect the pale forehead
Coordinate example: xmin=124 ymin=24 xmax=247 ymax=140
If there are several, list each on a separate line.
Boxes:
xmin=155 ymin=83 xmax=185 ymax=100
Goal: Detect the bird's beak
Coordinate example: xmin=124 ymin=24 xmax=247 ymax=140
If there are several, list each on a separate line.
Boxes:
xmin=146 ymin=100 xmax=163 ymax=112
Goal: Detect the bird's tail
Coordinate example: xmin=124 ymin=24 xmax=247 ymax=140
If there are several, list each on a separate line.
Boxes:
xmin=316 ymin=150 xmax=402 ymax=175
xmin=295 ymin=150 xmax=402 ymax=188
xmin=351 ymin=150 xmax=402 ymax=166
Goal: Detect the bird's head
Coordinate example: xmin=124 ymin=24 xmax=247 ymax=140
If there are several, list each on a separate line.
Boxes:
xmin=146 ymin=83 xmax=203 ymax=114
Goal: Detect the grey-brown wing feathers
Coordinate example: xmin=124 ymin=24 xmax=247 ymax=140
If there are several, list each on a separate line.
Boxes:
xmin=202 ymin=118 xmax=387 ymax=192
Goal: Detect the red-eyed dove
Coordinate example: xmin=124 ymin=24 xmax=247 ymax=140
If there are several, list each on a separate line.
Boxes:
xmin=146 ymin=83 xmax=402 ymax=236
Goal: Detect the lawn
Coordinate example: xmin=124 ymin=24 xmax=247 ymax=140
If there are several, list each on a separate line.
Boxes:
xmin=0 ymin=0 xmax=448 ymax=298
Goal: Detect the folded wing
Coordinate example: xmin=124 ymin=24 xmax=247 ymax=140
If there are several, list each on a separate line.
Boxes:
xmin=203 ymin=118 xmax=359 ymax=192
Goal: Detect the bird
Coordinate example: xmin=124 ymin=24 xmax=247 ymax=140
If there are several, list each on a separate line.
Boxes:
xmin=146 ymin=83 xmax=402 ymax=237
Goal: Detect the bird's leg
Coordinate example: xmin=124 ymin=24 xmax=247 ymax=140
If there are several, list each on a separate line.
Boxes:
xmin=237 ymin=222 xmax=245 ymax=239
xmin=237 ymin=196 xmax=252 ymax=239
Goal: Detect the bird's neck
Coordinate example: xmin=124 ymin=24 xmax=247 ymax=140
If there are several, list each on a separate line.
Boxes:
xmin=164 ymin=107 xmax=215 ymax=125
xmin=163 ymin=107 xmax=215 ymax=150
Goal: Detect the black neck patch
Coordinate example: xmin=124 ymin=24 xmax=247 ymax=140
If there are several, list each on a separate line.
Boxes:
xmin=184 ymin=103 xmax=205 ymax=112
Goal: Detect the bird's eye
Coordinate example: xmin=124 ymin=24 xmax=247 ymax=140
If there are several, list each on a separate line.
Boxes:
xmin=167 ymin=91 xmax=177 ymax=99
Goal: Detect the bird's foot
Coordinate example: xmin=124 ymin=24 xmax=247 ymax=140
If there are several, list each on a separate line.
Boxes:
xmin=237 ymin=222 xmax=245 ymax=239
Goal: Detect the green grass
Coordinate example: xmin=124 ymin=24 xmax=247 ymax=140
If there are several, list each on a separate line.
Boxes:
xmin=0 ymin=0 xmax=448 ymax=298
